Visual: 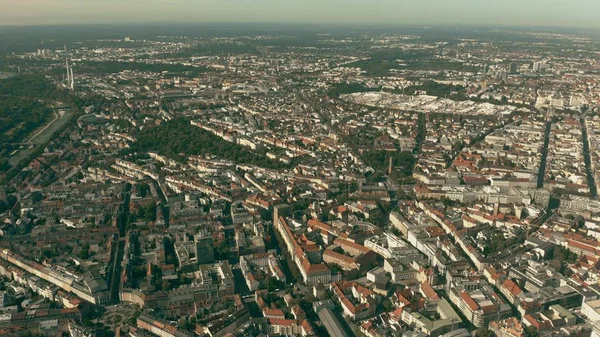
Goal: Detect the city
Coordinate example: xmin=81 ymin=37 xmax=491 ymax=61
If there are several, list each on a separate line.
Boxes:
xmin=0 ymin=13 xmax=600 ymax=337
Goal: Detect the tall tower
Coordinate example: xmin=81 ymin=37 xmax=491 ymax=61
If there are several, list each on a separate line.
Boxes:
xmin=69 ymin=66 xmax=74 ymax=91
xmin=65 ymin=59 xmax=71 ymax=83
xmin=388 ymin=156 xmax=393 ymax=175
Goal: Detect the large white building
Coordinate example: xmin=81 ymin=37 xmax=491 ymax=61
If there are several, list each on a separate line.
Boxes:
xmin=582 ymin=299 xmax=600 ymax=323
xmin=364 ymin=232 xmax=422 ymax=263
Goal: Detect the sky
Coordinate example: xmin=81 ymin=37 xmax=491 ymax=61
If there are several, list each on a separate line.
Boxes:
xmin=0 ymin=0 xmax=598 ymax=28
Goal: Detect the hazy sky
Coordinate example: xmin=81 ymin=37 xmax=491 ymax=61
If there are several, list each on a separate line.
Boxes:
xmin=0 ymin=0 xmax=598 ymax=28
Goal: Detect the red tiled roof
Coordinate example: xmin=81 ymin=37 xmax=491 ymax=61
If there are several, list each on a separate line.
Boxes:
xmin=420 ymin=281 xmax=439 ymax=300
xmin=323 ymin=249 xmax=355 ymax=264
xmin=307 ymin=263 xmax=330 ymax=275
xmin=263 ymin=308 xmax=285 ymax=318
xmin=334 ymin=238 xmax=371 ymax=254
xmin=460 ymin=291 xmax=479 ymax=311
xmin=268 ymin=318 xmax=297 ymax=326
xmin=502 ymin=279 xmax=522 ymax=297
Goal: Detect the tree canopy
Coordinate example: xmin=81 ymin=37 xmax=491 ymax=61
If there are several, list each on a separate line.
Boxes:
xmin=131 ymin=118 xmax=290 ymax=169
xmin=0 ymin=75 xmax=68 ymax=168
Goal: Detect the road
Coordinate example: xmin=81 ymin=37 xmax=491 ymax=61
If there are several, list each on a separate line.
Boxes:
xmin=108 ymin=184 xmax=132 ymax=304
xmin=537 ymin=118 xmax=553 ymax=189
xmin=232 ymin=267 xmax=252 ymax=297
xmin=267 ymin=223 xmax=298 ymax=284
xmin=152 ymin=180 xmax=170 ymax=227
xmin=581 ymin=115 xmax=598 ymax=197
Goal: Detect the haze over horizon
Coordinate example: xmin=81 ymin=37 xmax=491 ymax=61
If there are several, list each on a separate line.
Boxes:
xmin=0 ymin=0 xmax=598 ymax=29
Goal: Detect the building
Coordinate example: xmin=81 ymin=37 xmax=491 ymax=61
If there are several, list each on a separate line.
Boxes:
xmin=582 ymin=299 xmax=600 ymax=322
xmin=198 ymin=308 xmax=251 ymax=337
xmin=121 ymin=262 xmax=235 ymax=316
xmin=274 ymin=211 xmax=339 ymax=286
xmin=400 ymin=299 xmax=462 ymax=337
xmin=0 ymin=308 xmax=81 ymax=329
xmin=490 ymin=317 xmax=525 ymax=337
xmin=0 ymin=249 xmax=108 ymax=305
xmin=239 ymin=252 xmax=286 ymax=291
xmin=316 ymin=306 xmax=353 ymax=337
xmin=448 ymin=278 xmax=512 ymax=328
xmin=384 ymin=258 xmax=418 ymax=282
xmin=364 ymin=232 xmax=422 ymax=262
xmin=195 ymin=234 xmax=215 ymax=265
xmin=330 ymin=281 xmax=379 ymax=321
xmin=137 ymin=314 xmax=193 ymax=337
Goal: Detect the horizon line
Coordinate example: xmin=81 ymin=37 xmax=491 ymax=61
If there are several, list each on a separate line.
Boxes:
xmin=0 ymin=21 xmax=599 ymax=32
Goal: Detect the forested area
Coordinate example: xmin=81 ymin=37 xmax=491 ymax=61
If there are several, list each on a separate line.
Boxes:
xmin=362 ymin=150 xmax=416 ymax=177
xmin=0 ymin=74 xmax=112 ymax=107
xmin=327 ymin=82 xmax=375 ymax=98
xmin=0 ymin=75 xmax=109 ymax=175
xmin=131 ymin=118 xmax=290 ymax=169
xmin=0 ymin=76 xmax=65 ymax=170
xmin=0 ymin=97 xmax=51 ymax=151
xmin=343 ymin=125 xmax=419 ymax=180
xmin=0 ymin=74 xmax=69 ymax=99
xmin=348 ymin=49 xmax=477 ymax=76
xmin=402 ymin=80 xmax=468 ymax=98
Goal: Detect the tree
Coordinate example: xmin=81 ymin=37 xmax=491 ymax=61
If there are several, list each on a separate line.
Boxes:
xmin=381 ymin=299 xmax=394 ymax=312
xmin=268 ymin=278 xmax=285 ymax=292
xmin=369 ymin=208 xmax=388 ymax=228
xmin=131 ymin=118 xmax=288 ymax=170
xmin=545 ymin=246 xmax=577 ymax=263
xmin=260 ymin=209 xmax=272 ymax=221
xmin=6 ymin=195 xmax=18 ymax=209
xmin=475 ymin=328 xmax=495 ymax=337
xmin=161 ymin=279 xmax=171 ymax=291
xmin=178 ymin=317 xmax=195 ymax=331
xmin=78 ymin=245 xmax=91 ymax=260
xmin=42 ymin=249 xmax=57 ymax=260
xmin=135 ymin=183 xmax=150 ymax=198
xmin=524 ymin=326 xmax=538 ymax=337
xmin=128 ymin=311 xmax=141 ymax=325
xmin=145 ymin=203 xmax=157 ymax=223
xmin=328 ymin=82 xmax=374 ymax=98
xmin=31 ymin=191 xmax=43 ymax=204
xmin=0 ymin=200 xmax=8 ymax=213
xmin=349 ymin=181 xmax=359 ymax=193
xmin=0 ymin=159 xmax=9 ymax=172
xmin=216 ymin=240 xmax=230 ymax=260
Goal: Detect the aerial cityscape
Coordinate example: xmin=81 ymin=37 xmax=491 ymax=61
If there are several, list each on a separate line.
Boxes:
xmin=1 ymin=5 xmax=600 ymax=337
